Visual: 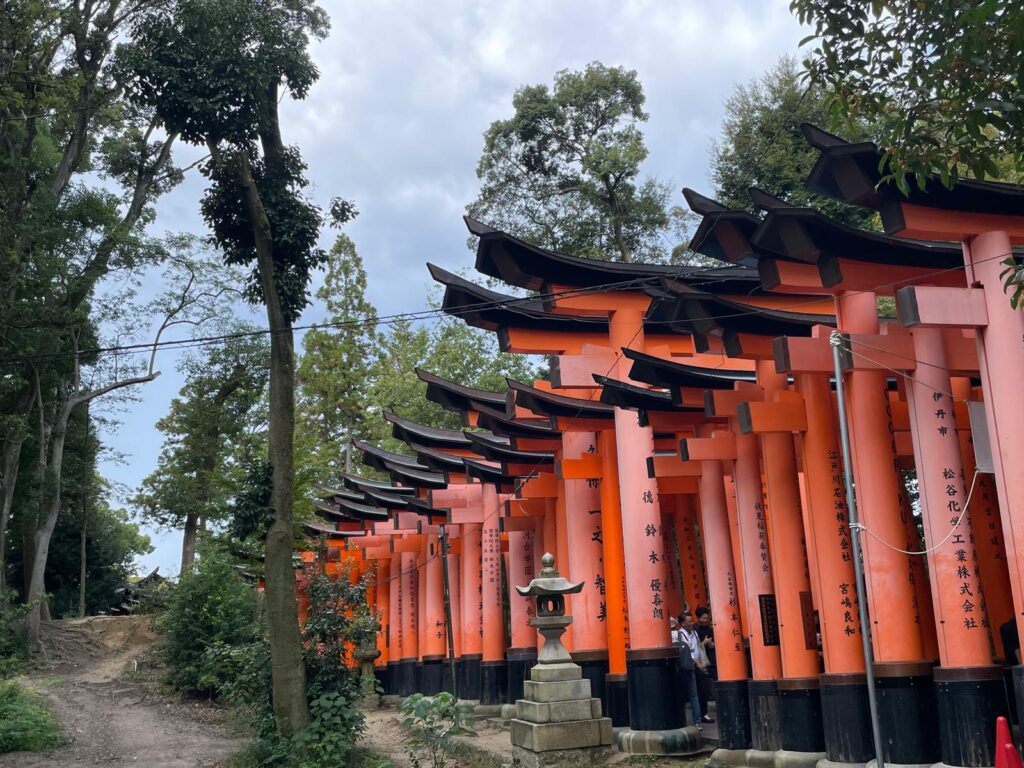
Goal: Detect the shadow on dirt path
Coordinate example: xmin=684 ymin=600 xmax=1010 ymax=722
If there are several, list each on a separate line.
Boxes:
xmin=0 ymin=616 xmax=245 ymax=768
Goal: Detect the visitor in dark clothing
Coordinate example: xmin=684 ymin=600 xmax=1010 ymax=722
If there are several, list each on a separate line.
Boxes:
xmin=695 ymin=607 xmax=716 ymax=710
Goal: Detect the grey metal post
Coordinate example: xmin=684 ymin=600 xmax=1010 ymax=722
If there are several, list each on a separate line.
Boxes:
xmin=439 ymin=524 xmax=459 ymax=700
xmin=830 ymin=330 xmax=885 ymax=768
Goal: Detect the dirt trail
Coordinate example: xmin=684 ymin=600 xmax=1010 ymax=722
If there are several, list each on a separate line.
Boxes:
xmin=0 ymin=616 xmax=245 ymax=768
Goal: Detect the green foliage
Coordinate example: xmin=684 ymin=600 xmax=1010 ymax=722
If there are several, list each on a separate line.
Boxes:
xmin=292 ymin=691 xmax=365 ymax=768
xmin=791 ymin=0 xmax=1024 ymax=189
xmin=358 ymin=314 xmax=538 ymax=456
xmin=400 ymin=693 xmax=477 ymax=768
xmin=1002 ymin=259 xmax=1024 ymax=310
xmin=118 ymin=0 xmax=328 ymax=146
xmin=119 ymin=0 xmax=344 ymax=322
xmin=0 ymin=680 xmax=60 ymax=754
xmin=296 ymin=235 xmax=381 ymax=486
xmin=159 ymin=544 xmax=262 ymax=697
xmin=469 ymin=62 xmax=687 ymax=263
xmin=134 ymin=333 xmax=269 ymax=533
xmin=301 ymin=556 xmax=378 ymax=699
xmin=0 ymin=591 xmax=28 ymax=679
xmin=710 ymin=56 xmax=878 ymax=230
xmin=44 ymin=501 xmax=153 ymax=618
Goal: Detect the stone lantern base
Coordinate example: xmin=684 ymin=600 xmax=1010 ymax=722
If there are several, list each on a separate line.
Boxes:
xmin=509 ymin=659 xmax=613 ymax=767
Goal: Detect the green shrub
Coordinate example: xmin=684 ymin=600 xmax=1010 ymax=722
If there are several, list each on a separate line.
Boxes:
xmin=0 ymin=680 xmax=60 ymax=754
xmin=0 ymin=591 xmax=28 ymax=680
xmin=400 ymin=692 xmax=476 ymax=768
xmin=292 ymin=691 xmax=365 ymax=768
xmin=159 ymin=544 xmax=261 ymax=697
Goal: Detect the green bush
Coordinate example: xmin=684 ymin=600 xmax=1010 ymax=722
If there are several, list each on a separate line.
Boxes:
xmin=0 ymin=680 xmax=60 ymax=754
xmin=292 ymin=691 xmax=365 ymax=768
xmin=0 ymin=590 xmax=28 ymax=679
xmin=400 ymin=692 xmax=476 ymax=768
xmin=159 ymin=544 xmax=261 ymax=697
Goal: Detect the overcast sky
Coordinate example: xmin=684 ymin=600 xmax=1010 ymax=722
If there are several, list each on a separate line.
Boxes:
xmin=108 ymin=0 xmax=809 ymax=577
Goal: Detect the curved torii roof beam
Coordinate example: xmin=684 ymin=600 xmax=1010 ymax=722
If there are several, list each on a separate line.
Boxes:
xmin=384 ymin=410 xmax=474 ymax=450
xmin=338 ymin=472 xmax=416 ymax=496
xmin=803 ymin=122 xmax=1024 ymax=241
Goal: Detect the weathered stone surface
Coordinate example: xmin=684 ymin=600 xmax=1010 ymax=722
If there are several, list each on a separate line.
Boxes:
xmin=775 ymin=751 xmax=827 ymax=768
xmin=709 ymin=748 xmax=751 ymax=767
xmin=523 ymin=678 xmax=591 ymax=702
xmin=530 ymin=663 xmax=582 ymax=682
xmin=516 ymin=698 xmax=600 ymax=724
xmin=615 ymin=725 xmax=704 ymax=755
xmin=815 ymin=759 xmax=869 ymax=768
xmin=510 ymin=717 xmax=613 ymax=751
xmin=747 ymin=749 xmax=779 ymax=768
xmin=509 ymin=744 xmax=613 ymax=768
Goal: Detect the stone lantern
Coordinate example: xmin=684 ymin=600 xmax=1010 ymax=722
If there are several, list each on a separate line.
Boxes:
xmin=509 ymin=553 xmax=612 ymax=767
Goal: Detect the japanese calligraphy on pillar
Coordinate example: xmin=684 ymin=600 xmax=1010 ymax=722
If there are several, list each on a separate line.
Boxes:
xmin=828 ymin=449 xmax=859 ymax=638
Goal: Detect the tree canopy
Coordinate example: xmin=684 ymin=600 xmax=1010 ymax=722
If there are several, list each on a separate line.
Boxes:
xmin=468 ymin=62 xmax=686 ymax=263
xmin=710 ymin=56 xmax=878 ymax=230
xmin=791 ymin=0 xmax=1024 ymax=189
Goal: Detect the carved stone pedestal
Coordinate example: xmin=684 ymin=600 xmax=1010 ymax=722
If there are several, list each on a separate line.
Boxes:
xmin=509 ymin=554 xmax=613 ymax=766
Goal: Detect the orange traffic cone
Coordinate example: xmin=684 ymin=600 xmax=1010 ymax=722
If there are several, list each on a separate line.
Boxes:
xmin=1005 ymin=743 xmax=1023 ymax=768
xmin=998 ymin=717 xmax=1013 ymax=768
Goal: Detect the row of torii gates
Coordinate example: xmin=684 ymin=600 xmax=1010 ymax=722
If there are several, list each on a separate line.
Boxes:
xmin=296 ymin=126 xmax=1024 ymax=767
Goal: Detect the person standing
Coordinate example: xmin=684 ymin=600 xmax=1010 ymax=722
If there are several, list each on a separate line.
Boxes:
xmin=673 ymin=611 xmax=714 ymax=726
xmin=694 ymin=607 xmax=716 ymax=716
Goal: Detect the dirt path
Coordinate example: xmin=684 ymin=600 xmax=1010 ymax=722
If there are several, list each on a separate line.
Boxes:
xmin=0 ymin=616 xmax=245 ymax=768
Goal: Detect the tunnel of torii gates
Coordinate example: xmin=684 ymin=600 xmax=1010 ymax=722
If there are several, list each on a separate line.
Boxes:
xmin=290 ymin=124 xmax=1024 ymax=768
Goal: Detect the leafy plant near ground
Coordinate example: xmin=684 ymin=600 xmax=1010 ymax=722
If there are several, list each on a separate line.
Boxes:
xmin=159 ymin=543 xmax=262 ymax=698
xmin=0 ymin=590 xmax=28 ymax=679
xmin=165 ymin=542 xmax=378 ymax=767
xmin=0 ymin=680 xmax=60 ymax=754
xmin=293 ymin=690 xmax=365 ymax=768
xmin=400 ymin=693 xmax=477 ymax=768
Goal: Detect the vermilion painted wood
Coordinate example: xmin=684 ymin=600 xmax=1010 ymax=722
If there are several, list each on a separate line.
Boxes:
xmin=460 ymin=523 xmax=482 ymax=658
xmin=560 ymin=431 xmax=608 ymax=655
xmin=795 ymin=373 xmax=865 ymax=673
xmin=696 ymin=444 xmax=748 ymax=681
xmin=836 ymin=291 xmax=926 ymax=663
xmin=733 ymin=431 xmax=782 ymax=680
xmin=905 ymin=328 xmax=991 ymax=667
xmin=757 ymin=359 xmax=821 ymax=679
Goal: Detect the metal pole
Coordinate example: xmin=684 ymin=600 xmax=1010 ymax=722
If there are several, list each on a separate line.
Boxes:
xmin=830 ymin=330 xmax=885 ymax=768
xmin=439 ymin=524 xmax=459 ymax=700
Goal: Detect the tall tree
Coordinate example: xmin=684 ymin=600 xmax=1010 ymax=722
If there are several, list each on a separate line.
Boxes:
xmin=0 ymin=0 xmax=181 ymax=594
xmin=119 ymin=0 xmax=352 ymax=734
xmin=468 ymin=62 xmax=686 ymax=263
xmin=18 ymin=249 xmax=227 ymax=647
xmin=791 ymin=1 xmax=1024 ymax=188
xmin=134 ymin=333 xmax=269 ymax=573
xmin=296 ymin=235 xmax=380 ymax=483
xmin=710 ymin=56 xmax=878 ymax=230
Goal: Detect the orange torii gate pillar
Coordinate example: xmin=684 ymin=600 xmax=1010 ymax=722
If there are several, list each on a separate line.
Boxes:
xmin=741 ymin=368 xmax=874 ymax=763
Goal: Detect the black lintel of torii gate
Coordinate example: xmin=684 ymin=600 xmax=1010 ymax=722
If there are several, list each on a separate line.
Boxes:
xmin=338 ymin=471 xmax=416 ymax=497
xmin=463 ymin=431 xmax=554 ymax=466
xmin=622 ymin=347 xmax=755 ymax=394
xmin=465 ymin=215 xmax=761 ymax=296
xmin=416 ymin=368 xmax=506 ymax=424
xmin=803 ymin=122 xmax=1024 ymax=223
xmin=384 ymin=410 xmax=474 ymax=451
xmin=504 ymin=378 xmax=614 ymax=428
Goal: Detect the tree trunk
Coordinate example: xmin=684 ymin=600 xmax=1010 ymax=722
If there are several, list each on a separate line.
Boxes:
xmin=0 ymin=384 xmax=35 ymax=594
xmin=26 ymin=400 xmax=72 ymax=649
xmin=236 ymin=145 xmax=309 ymax=735
xmin=0 ymin=434 xmax=24 ymax=595
xmin=77 ymin=516 xmax=86 ymax=618
xmin=180 ymin=512 xmax=200 ymax=573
